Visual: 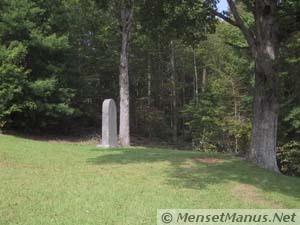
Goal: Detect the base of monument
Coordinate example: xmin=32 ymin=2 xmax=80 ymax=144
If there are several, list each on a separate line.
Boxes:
xmin=96 ymin=144 xmax=119 ymax=148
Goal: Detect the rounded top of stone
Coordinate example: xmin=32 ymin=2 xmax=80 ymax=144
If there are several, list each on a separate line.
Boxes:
xmin=102 ymin=99 xmax=116 ymax=112
xmin=103 ymin=99 xmax=116 ymax=105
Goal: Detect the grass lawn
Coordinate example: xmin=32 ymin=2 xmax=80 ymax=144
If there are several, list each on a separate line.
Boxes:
xmin=0 ymin=134 xmax=300 ymax=225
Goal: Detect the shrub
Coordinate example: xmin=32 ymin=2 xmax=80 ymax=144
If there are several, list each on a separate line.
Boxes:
xmin=277 ymin=141 xmax=300 ymax=176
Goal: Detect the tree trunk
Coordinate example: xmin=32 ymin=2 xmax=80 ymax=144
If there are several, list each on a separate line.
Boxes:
xmin=170 ymin=40 xmax=177 ymax=143
xmin=248 ymin=0 xmax=280 ymax=172
xmin=147 ymin=53 xmax=152 ymax=140
xmin=249 ymin=59 xmax=279 ymax=172
xmin=147 ymin=54 xmax=151 ymax=107
xmin=193 ymin=48 xmax=199 ymax=105
xmin=119 ymin=1 xmax=134 ymax=147
xmin=230 ymin=78 xmax=239 ymax=154
xmin=202 ymin=66 xmax=206 ymax=93
xmin=223 ymin=0 xmax=280 ymax=172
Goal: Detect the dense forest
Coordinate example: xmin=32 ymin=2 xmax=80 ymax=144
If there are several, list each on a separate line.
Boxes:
xmin=0 ymin=0 xmax=299 ymax=175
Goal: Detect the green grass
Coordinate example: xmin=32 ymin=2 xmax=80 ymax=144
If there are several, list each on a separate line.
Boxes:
xmin=0 ymin=134 xmax=299 ymax=225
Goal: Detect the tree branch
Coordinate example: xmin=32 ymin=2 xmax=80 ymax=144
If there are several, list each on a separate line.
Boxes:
xmin=209 ymin=9 xmax=239 ymax=27
xmin=226 ymin=0 xmax=256 ymax=55
xmin=121 ymin=0 xmax=134 ymax=32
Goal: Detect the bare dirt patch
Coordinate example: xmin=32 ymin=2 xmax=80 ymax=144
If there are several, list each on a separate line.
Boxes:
xmin=0 ymin=159 xmax=17 ymax=168
xmin=194 ymin=157 xmax=224 ymax=165
xmin=180 ymin=157 xmax=224 ymax=168
xmin=0 ymin=154 xmax=14 ymax=168
xmin=0 ymin=161 xmax=9 ymax=168
xmin=232 ymin=183 xmax=282 ymax=208
xmin=0 ymin=155 xmax=39 ymax=169
xmin=180 ymin=159 xmax=197 ymax=168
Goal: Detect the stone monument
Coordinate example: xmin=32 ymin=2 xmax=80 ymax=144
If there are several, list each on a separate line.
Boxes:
xmin=100 ymin=99 xmax=118 ymax=147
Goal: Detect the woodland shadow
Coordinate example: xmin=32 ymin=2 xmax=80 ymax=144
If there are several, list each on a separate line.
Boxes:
xmin=87 ymin=147 xmax=300 ymax=200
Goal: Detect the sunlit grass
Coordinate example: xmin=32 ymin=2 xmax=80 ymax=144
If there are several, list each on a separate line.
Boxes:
xmin=0 ymin=134 xmax=299 ymax=225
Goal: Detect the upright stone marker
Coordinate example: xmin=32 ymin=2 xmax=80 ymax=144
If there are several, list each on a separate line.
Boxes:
xmin=101 ymin=99 xmax=117 ymax=147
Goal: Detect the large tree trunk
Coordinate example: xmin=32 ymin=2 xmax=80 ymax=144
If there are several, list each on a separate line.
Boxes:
xmin=249 ymin=57 xmax=279 ymax=172
xmin=248 ymin=0 xmax=280 ymax=172
xmin=224 ymin=0 xmax=280 ymax=172
xmin=119 ymin=0 xmax=134 ymax=147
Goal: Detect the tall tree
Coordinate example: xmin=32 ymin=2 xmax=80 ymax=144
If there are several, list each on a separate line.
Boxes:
xmin=210 ymin=0 xmax=287 ymax=171
xmin=170 ymin=40 xmax=178 ymax=142
xmin=119 ymin=0 xmax=134 ymax=146
xmin=192 ymin=48 xmax=199 ymax=104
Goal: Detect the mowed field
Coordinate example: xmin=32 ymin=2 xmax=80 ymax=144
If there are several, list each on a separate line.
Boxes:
xmin=0 ymin=134 xmax=299 ymax=225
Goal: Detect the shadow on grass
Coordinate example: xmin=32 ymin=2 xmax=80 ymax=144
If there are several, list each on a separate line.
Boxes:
xmin=87 ymin=148 xmax=300 ymax=200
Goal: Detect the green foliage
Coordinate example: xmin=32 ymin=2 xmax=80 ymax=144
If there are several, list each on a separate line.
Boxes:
xmin=28 ymin=78 xmax=75 ymax=117
xmin=277 ymin=141 xmax=300 ymax=176
xmin=0 ymin=42 xmax=28 ymax=128
xmin=284 ymin=107 xmax=300 ymax=132
xmin=182 ymin=23 xmax=252 ymax=153
xmin=183 ymin=95 xmax=223 ymax=151
xmin=278 ymin=0 xmax=300 ymax=39
xmin=0 ymin=0 xmax=298 ymax=155
xmin=135 ymin=103 xmax=172 ymax=139
xmin=0 ymin=0 xmax=75 ymax=130
xmin=140 ymin=0 xmax=217 ymax=45
xmin=278 ymin=17 xmax=300 ymax=144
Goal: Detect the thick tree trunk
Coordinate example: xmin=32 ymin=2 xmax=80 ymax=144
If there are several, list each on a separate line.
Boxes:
xmin=223 ymin=0 xmax=280 ymax=172
xmin=119 ymin=1 xmax=134 ymax=147
xmin=248 ymin=1 xmax=280 ymax=172
xmin=249 ymin=59 xmax=279 ymax=172
xmin=170 ymin=40 xmax=177 ymax=143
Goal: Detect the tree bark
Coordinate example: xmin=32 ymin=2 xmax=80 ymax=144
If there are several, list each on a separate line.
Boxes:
xmin=147 ymin=53 xmax=152 ymax=140
xmin=193 ymin=48 xmax=199 ymax=105
xmin=249 ymin=60 xmax=279 ymax=171
xmin=119 ymin=0 xmax=134 ymax=147
xmin=248 ymin=0 xmax=280 ymax=172
xmin=229 ymin=78 xmax=239 ymax=154
xmin=147 ymin=54 xmax=151 ymax=107
xmin=202 ymin=66 xmax=206 ymax=93
xmin=218 ymin=0 xmax=280 ymax=172
xmin=170 ymin=40 xmax=177 ymax=143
